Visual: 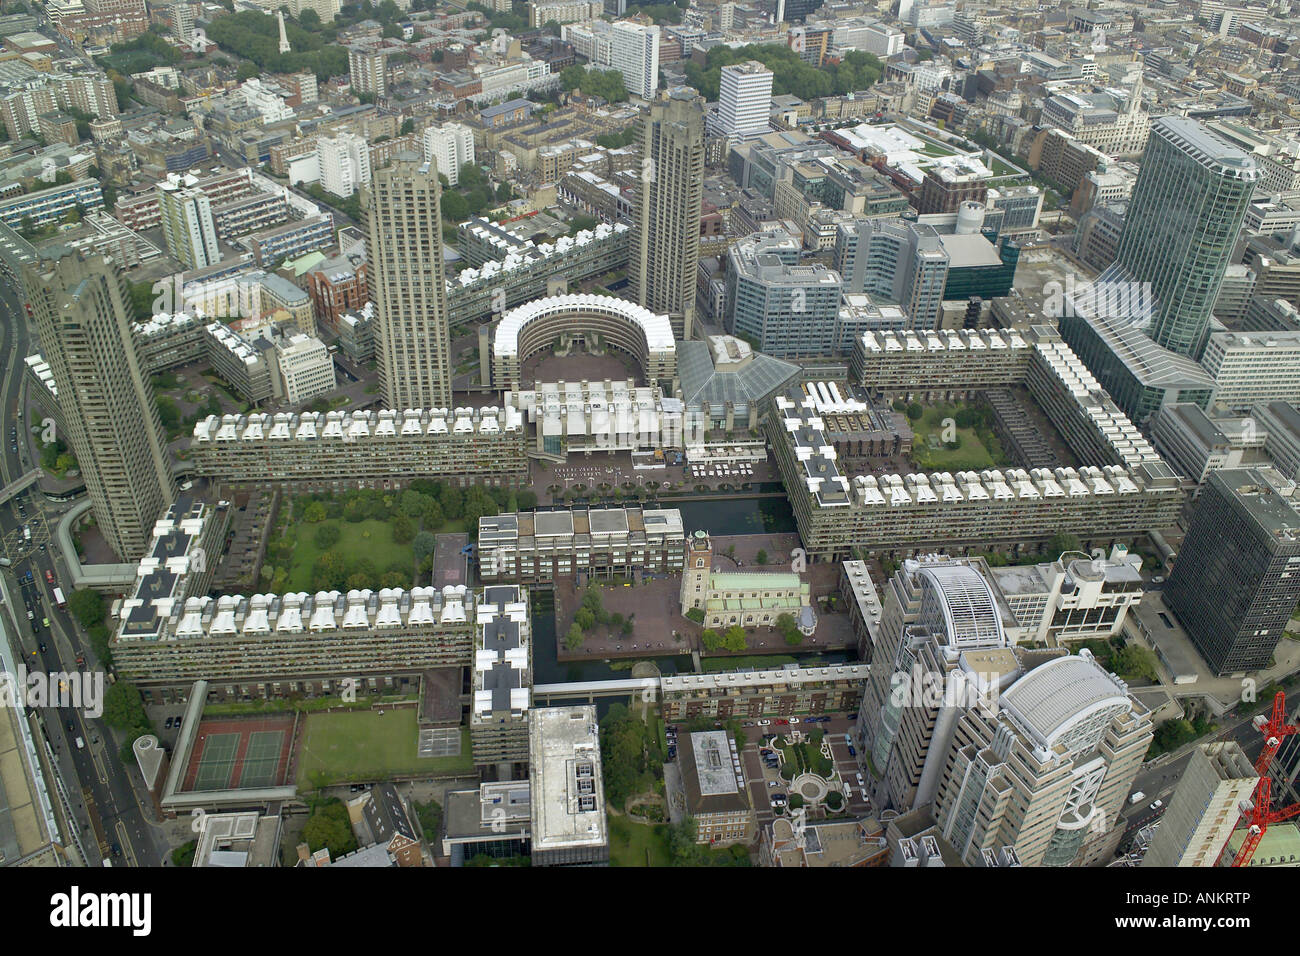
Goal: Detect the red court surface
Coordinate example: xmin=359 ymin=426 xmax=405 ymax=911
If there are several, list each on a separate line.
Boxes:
xmin=181 ymin=714 xmax=298 ymax=792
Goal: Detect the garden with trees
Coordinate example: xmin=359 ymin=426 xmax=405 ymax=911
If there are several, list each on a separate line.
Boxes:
xmin=684 ymin=45 xmax=882 ymax=101
xmin=565 ymin=585 xmax=634 ymax=651
xmin=262 ymin=482 xmax=537 ymax=593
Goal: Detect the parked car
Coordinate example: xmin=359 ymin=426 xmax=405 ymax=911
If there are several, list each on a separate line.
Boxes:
xmin=767 ymin=781 xmax=781 ymax=788
xmin=847 ymin=745 xmax=857 ymax=757
xmin=44 ymin=569 xmax=54 ymax=585
xmin=1150 ymin=800 xmax=1163 ymax=811
xmin=788 ymin=717 xmax=801 ymax=724
xmin=774 ymin=719 xmax=789 ymax=726
xmin=756 ymin=719 xmax=771 ymax=726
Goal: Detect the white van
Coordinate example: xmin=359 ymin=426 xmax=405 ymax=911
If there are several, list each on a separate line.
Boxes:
xmin=75 ymin=737 xmax=85 ymax=750
xmin=1129 ymin=791 xmax=1146 ymax=805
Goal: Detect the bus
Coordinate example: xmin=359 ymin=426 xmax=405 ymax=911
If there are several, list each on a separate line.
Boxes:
xmin=52 ymin=587 xmax=65 ymax=611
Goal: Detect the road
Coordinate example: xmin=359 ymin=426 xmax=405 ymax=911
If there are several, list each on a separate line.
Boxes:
xmin=1117 ymin=708 xmax=1273 ymax=852
xmin=0 ymin=283 xmax=169 ymax=867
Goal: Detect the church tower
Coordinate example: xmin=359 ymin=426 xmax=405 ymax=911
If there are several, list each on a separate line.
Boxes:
xmin=679 ymin=530 xmax=713 ymax=613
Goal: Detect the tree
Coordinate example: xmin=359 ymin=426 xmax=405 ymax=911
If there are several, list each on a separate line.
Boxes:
xmin=298 ymin=7 xmax=321 ymax=29
xmin=700 ymin=628 xmax=721 ymax=650
xmin=564 ymin=622 xmax=584 ymax=651
xmin=303 ymin=501 xmax=327 ymax=523
xmin=413 ymin=531 xmax=437 ymax=564
xmin=171 ymin=841 xmax=196 ymax=866
xmin=1048 ymin=530 xmax=1081 ymax=557
xmin=906 ymin=403 xmax=923 ymax=421
xmin=723 ymin=626 xmax=747 ymax=652
xmin=399 ymin=117 xmax=415 ymax=135
xmin=393 ymin=512 xmax=415 ymax=544
xmin=311 ymin=549 xmax=348 ymax=590
xmin=237 ymin=59 xmax=260 ymax=81
xmin=103 ymin=681 xmax=150 ymax=733
xmin=313 ymin=522 xmax=340 ymax=550
xmin=155 ymin=395 xmax=181 ymax=431
xmin=302 ymin=798 xmax=357 ymax=857
xmin=755 ymin=549 xmax=768 ymax=565
xmin=68 ymin=589 xmax=105 ymax=630
xmin=575 ymin=606 xmax=596 ymax=631
xmin=1116 ymin=644 xmax=1158 ymax=682
xmin=685 ymin=607 xmax=705 ymax=624
xmin=412 ymin=799 xmax=441 ymax=842
xmin=776 ymin=613 xmax=803 ymax=646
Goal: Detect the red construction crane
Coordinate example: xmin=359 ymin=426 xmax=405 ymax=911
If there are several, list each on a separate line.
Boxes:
xmin=1218 ymin=691 xmax=1300 ymax=867
xmin=1228 ymin=778 xmax=1300 ymax=867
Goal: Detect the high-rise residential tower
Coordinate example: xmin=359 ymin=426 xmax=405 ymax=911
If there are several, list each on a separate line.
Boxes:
xmin=364 ymin=154 xmax=453 ymax=410
xmin=157 ymin=180 xmax=220 ymax=270
xmin=25 ymin=248 xmax=176 ymax=561
xmin=708 ymin=61 xmax=774 ymax=143
xmin=1113 ymin=116 xmax=1259 ymax=358
xmin=631 ymin=87 xmax=704 ymax=340
xmin=1163 ymin=466 xmax=1300 ymax=675
xmin=1142 ymin=743 xmax=1257 ymax=867
xmin=316 ymin=132 xmax=373 ymax=199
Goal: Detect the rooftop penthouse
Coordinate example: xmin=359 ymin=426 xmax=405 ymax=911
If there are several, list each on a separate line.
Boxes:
xmin=112 ymin=498 xmax=474 ymax=697
xmin=768 ymin=375 xmax=1183 ymax=559
xmin=188 ymin=406 xmax=528 ymax=488
xmin=852 ymin=327 xmax=1031 ymax=397
xmin=471 ymin=585 xmax=532 ymax=767
xmin=477 ymin=506 xmax=685 ymax=582
xmin=447 ymin=220 xmax=630 ymax=325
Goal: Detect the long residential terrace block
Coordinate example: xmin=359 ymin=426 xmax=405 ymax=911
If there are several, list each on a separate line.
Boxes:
xmin=188 ymin=405 xmax=528 ymax=488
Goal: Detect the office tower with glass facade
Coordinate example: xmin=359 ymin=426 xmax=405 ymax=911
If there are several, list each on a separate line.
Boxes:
xmin=1164 ymin=466 xmax=1300 ymax=675
xmin=1113 ymin=116 xmax=1259 ymax=359
xmin=364 ymin=154 xmax=453 ymax=410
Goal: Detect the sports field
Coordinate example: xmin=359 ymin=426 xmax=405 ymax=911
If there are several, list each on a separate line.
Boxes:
xmin=295 ymin=709 xmax=473 ymax=787
xmin=183 ymin=715 xmax=295 ymax=792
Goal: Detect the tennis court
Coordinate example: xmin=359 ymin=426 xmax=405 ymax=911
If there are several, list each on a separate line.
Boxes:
xmin=181 ymin=714 xmax=298 ymax=793
xmin=235 ymin=731 xmax=286 ymax=788
xmin=191 ymin=733 xmax=240 ymax=791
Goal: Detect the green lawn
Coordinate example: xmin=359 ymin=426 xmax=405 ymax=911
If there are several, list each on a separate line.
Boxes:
xmin=702 ymin=654 xmax=798 ymax=673
xmin=295 ymin=710 xmax=473 ymax=787
xmin=285 ymin=518 xmax=415 ymax=591
xmin=609 ymin=815 xmax=673 ymax=867
xmin=908 ymin=403 xmax=1008 ymax=472
xmin=915 ymin=137 xmax=958 ymax=158
xmin=203 ymin=693 xmax=416 ymax=717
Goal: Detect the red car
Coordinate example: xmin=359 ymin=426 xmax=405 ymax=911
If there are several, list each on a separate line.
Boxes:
xmin=775 ymin=719 xmax=790 ymax=725
xmin=44 ymin=569 xmax=54 ymax=585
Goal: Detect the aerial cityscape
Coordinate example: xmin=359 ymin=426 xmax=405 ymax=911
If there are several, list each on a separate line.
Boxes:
xmin=1 ymin=0 xmax=1300 ymax=887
